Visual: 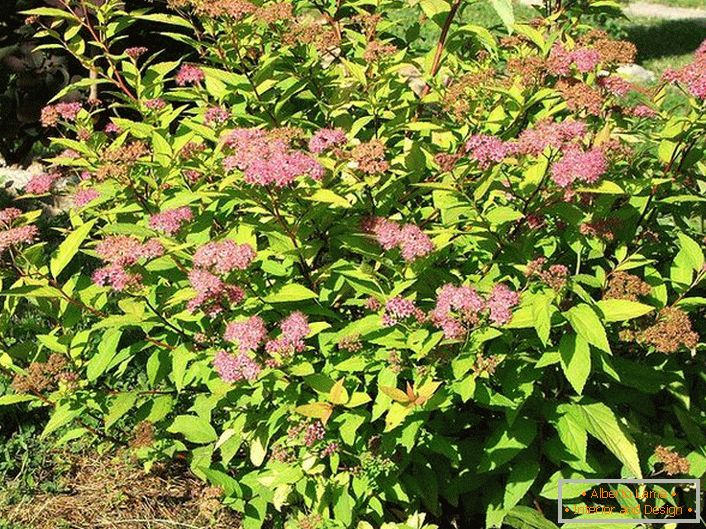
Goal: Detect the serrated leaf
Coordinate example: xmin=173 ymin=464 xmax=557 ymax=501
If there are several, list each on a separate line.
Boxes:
xmin=595 ymin=299 xmax=654 ymax=322
xmin=504 ymin=506 xmax=559 ymax=529
xmin=294 ymin=402 xmax=333 ymax=424
xmin=564 ymin=304 xmax=610 ymax=353
xmin=504 ymin=459 xmax=540 ymax=511
xmin=167 ymin=415 xmax=217 ymax=444
xmin=329 ymin=379 xmax=349 ymax=405
xmin=86 ymin=329 xmax=122 ymax=382
xmin=306 ymin=189 xmax=351 ymax=208
xmin=489 ymin=0 xmax=515 ymax=32
xmin=264 ymin=284 xmax=318 ymax=303
xmin=559 ymin=333 xmax=591 ymax=395
xmin=50 ymin=220 xmax=96 ymax=278
xmin=572 ymin=402 xmax=642 ymax=477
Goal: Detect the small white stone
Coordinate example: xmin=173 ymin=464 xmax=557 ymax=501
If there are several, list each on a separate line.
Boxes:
xmin=617 ymin=64 xmax=657 ymax=84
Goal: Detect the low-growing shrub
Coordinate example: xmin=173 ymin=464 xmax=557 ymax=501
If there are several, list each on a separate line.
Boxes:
xmin=1 ymin=0 xmax=705 ymax=527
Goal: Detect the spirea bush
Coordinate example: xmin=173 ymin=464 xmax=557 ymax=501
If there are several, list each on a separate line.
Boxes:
xmin=2 ymin=0 xmax=706 ymax=527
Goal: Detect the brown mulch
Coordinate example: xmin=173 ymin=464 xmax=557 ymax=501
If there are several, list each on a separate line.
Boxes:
xmin=1 ymin=450 xmax=242 ymax=529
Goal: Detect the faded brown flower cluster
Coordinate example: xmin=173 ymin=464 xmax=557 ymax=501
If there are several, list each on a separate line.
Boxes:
xmin=337 ymin=334 xmax=363 ymax=352
xmin=472 ymin=354 xmax=500 ymax=377
xmin=442 ymin=68 xmax=496 ymax=119
xmin=638 ymin=307 xmax=699 ymax=354
xmin=557 ymin=80 xmax=603 ymax=116
xmin=506 ymin=55 xmax=547 ymax=87
xmin=654 ymin=445 xmax=690 ymax=475
xmin=580 ymin=219 xmax=615 ymax=241
xmin=97 ymin=141 xmax=149 ymax=181
xmin=11 ymin=353 xmax=71 ymax=394
xmin=604 ymin=272 xmax=651 ymax=301
xmin=351 ymin=140 xmax=389 ymax=174
xmin=364 ymin=41 xmax=397 ymax=63
xmin=526 ymin=257 xmax=569 ymax=291
xmin=282 ymin=19 xmax=341 ymax=53
xmin=578 ymin=30 xmax=637 ymax=65
xmin=130 ymin=420 xmax=155 ymax=449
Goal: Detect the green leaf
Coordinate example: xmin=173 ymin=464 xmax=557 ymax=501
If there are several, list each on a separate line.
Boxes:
xmin=595 ymin=299 xmax=654 ymax=322
xmin=478 ymin=418 xmax=537 ymax=472
xmin=86 ymin=329 xmax=123 ymax=382
xmin=384 ymin=403 xmax=412 ymax=432
xmin=42 ymin=403 xmax=84 ymax=438
xmin=50 ymin=220 xmax=96 ymax=278
xmin=540 ymin=470 xmax=593 ymax=499
xmin=504 ymin=459 xmax=540 ymax=511
xmin=105 ymin=393 xmax=137 ymax=429
xmin=572 ymin=402 xmax=642 ymax=477
xmin=419 ymin=0 xmax=451 ymax=26
xmin=489 ymin=0 xmax=515 ymax=32
xmin=504 ymin=506 xmax=558 ymax=529
xmin=167 ymin=415 xmax=218 ymax=444
xmin=306 ymin=189 xmax=351 ymax=208
xmin=559 ymin=333 xmax=591 ymax=395
xmin=555 ymin=412 xmax=587 ymax=462
xmin=564 ymin=304 xmax=610 ymax=353
xmin=675 ymin=233 xmax=704 ymax=273
xmin=132 ymin=12 xmax=194 ymax=29
xmin=264 ymin=284 xmax=318 ymax=303
xmin=0 ymin=394 xmax=37 ymax=406
xmin=250 ymin=429 xmax=268 ymax=467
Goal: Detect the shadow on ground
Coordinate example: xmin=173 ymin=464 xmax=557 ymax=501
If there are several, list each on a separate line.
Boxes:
xmin=625 ymin=18 xmax=706 ymax=62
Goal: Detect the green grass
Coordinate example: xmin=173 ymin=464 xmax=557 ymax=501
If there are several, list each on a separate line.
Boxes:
xmin=622 ymin=17 xmax=706 ymax=73
xmin=633 ymin=0 xmax=706 ymax=9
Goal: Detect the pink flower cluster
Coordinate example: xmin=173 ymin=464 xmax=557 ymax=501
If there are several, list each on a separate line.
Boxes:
xmin=213 ymin=350 xmax=261 ymax=382
xmin=486 ymin=284 xmax=521 ymax=326
xmin=104 ymin=121 xmax=121 ymax=134
xmin=629 ymin=105 xmax=657 ymax=118
xmin=216 ymin=312 xmax=311 ymax=381
xmin=308 ymin=128 xmax=347 ymax=153
xmin=125 ymin=46 xmax=148 ymax=59
xmin=465 ymin=134 xmax=513 ymax=168
xmin=663 ymin=44 xmax=706 ymax=99
xmin=431 ymin=283 xmax=520 ymax=338
xmin=598 ymin=75 xmax=633 ymax=97
xmin=304 ymin=421 xmax=326 ymax=446
xmin=515 ymin=119 xmax=587 ymax=156
xmin=548 ymin=43 xmax=601 ymax=75
xmin=188 ymin=240 xmax=256 ymax=314
xmin=225 ymin=315 xmax=267 ymax=353
xmin=187 ymin=269 xmax=245 ymax=314
xmin=0 ymin=224 xmax=38 ymax=254
xmin=364 ymin=217 xmax=434 ymax=262
xmin=149 ymin=207 xmax=193 ymax=235
xmin=193 ymin=239 xmax=256 ymax=274
xmin=204 ymin=106 xmax=229 ymax=125
xmin=551 ymin=147 xmax=608 ymax=188
xmin=0 ymin=208 xmax=22 ymax=226
xmin=96 ymin=236 xmax=164 ymax=266
xmin=24 ymin=172 xmax=60 ymax=195
xmin=429 ymin=284 xmax=485 ymax=339
xmin=382 ymin=297 xmax=425 ymax=327
xmin=265 ymin=311 xmax=310 ymax=356
xmin=73 ymin=188 xmax=100 ymax=207
xmin=461 ymin=120 xmax=587 ymax=166
xmin=223 ymin=128 xmax=324 ymax=186
xmin=175 ymin=64 xmax=205 ymax=86
xmin=92 ymin=236 xmax=164 ymax=291
xmin=40 ymin=102 xmax=82 ymax=127
xmin=145 ymin=98 xmax=166 ymax=110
